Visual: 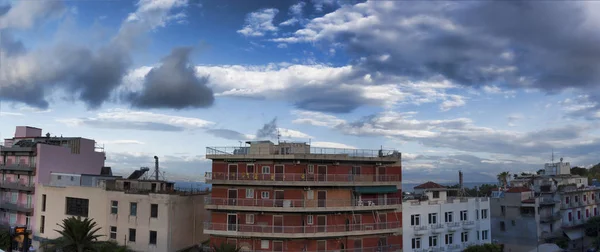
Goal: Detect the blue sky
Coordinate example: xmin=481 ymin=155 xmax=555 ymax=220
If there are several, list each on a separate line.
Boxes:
xmin=2 ymin=0 xmax=600 ymax=183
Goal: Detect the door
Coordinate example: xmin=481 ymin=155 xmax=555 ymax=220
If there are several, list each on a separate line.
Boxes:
xmin=378 ymin=194 xmax=387 ymax=206
xmin=247 ymin=164 xmax=254 ymax=174
xmin=351 ymin=166 xmax=361 ymax=181
xmin=273 ymin=216 xmax=283 ymax=233
xmin=378 ymin=213 xmax=387 ymax=229
xmin=273 ymin=241 xmax=283 ymax=252
xmin=275 ymin=165 xmax=284 ymax=181
xmin=317 ymin=215 xmax=326 ymax=232
xmin=275 ymin=190 xmax=284 ymax=207
xmin=317 ymin=165 xmax=327 ymax=181
xmin=377 ymin=166 xmax=386 ymax=181
xmin=228 ymin=189 xmax=238 ymax=206
xmin=318 ymin=191 xmax=327 ymax=207
xmin=317 ymin=240 xmax=326 ymax=252
xmin=229 ymin=164 xmax=238 ymax=180
xmin=227 ymin=214 xmax=237 ymax=231
xmin=353 ymin=239 xmax=362 ymax=252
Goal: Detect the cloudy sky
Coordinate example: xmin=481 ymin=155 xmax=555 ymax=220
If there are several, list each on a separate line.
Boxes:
xmin=2 ymin=0 xmax=600 ymax=183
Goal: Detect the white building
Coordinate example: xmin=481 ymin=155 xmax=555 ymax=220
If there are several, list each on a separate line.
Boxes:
xmin=403 ymin=182 xmax=492 ymax=252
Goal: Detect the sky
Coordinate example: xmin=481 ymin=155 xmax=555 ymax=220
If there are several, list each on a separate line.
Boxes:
xmin=2 ymin=0 xmax=600 ymax=183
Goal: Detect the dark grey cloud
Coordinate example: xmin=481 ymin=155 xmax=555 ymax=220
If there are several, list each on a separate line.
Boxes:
xmin=126 ymin=47 xmax=215 ymax=109
xmin=0 ymin=31 xmax=25 ymax=56
xmin=291 ymin=85 xmax=366 ymax=113
xmin=0 ymin=4 xmax=10 ymax=16
xmin=77 ymin=119 xmax=184 ymax=132
xmin=256 ymin=117 xmax=278 ymax=139
xmin=205 ymin=129 xmax=251 ymax=140
xmin=280 ymin=1 xmax=600 ymax=94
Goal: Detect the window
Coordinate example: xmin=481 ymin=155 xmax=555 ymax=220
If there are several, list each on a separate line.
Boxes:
xmin=246 ymin=164 xmax=255 ymax=174
xmin=110 ymin=226 xmax=117 ymax=239
xmin=432 ymin=191 xmax=440 ymax=199
xmin=595 ymin=208 xmax=598 ymax=216
xmin=575 ymin=195 xmax=579 ymax=202
xmin=476 ymin=210 xmax=479 ymax=220
xmin=151 ymin=204 xmax=158 ymax=218
xmin=149 ymin=231 xmax=157 ymax=245
xmin=40 ymin=215 xmax=45 ymax=234
xmin=111 ymin=201 xmax=118 ymax=214
xmin=129 ymin=229 xmax=136 ymax=242
xmin=500 ymin=221 xmax=506 ymax=231
xmin=246 ymin=189 xmax=254 ymax=198
xmin=246 ymin=214 xmax=254 ymax=224
xmin=130 ymin=202 xmax=137 ymax=216
xmin=445 ymin=212 xmax=453 ymax=223
xmin=307 ymin=165 xmax=314 ymax=174
xmin=461 ymin=232 xmax=468 ymax=242
xmin=568 ymin=212 xmax=573 ymax=221
xmin=307 ymin=215 xmax=313 ymax=225
xmin=445 ymin=234 xmax=453 ymax=245
xmin=262 ymin=166 xmax=270 ymax=174
xmin=482 ymin=230 xmax=489 ymax=240
xmin=411 ymin=214 xmax=421 ymax=226
xmin=70 ymin=176 xmax=74 ymax=181
xmin=566 ymin=196 xmax=570 ymax=204
xmin=501 ymin=206 xmax=505 ymax=215
xmin=481 ymin=209 xmax=488 ymax=219
xmin=261 ymin=240 xmax=269 ymax=249
xmin=42 ymin=194 xmax=47 ymax=212
xmin=587 ymin=209 xmax=590 ymax=218
xmin=584 ymin=194 xmax=588 ymax=201
xmin=261 ymin=191 xmax=269 ymax=199
xmin=57 ymin=175 xmax=62 ymax=180
xmin=411 ymin=238 xmax=421 ymax=249
xmin=428 ymin=213 xmax=437 ymax=224
xmin=429 ymin=236 xmax=437 ymax=247
xmin=65 ymin=197 xmax=89 ymax=217
xmin=460 ymin=210 xmax=468 ymax=221
xmin=578 ymin=210 xmax=582 ymax=220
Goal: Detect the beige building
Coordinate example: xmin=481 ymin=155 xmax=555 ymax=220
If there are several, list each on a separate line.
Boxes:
xmin=32 ymin=172 xmax=209 ymax=252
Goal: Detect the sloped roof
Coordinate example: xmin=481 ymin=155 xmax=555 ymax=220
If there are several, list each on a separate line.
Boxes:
xmin=414 ymin=181 xmax=446 ymax=189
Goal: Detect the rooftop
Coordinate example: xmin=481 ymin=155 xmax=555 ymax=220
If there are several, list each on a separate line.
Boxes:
xmin=414 ymin=181 xmax=446 ymax=189
xmin=506 ymin=187 xmax=532 ymax=193
xmin=206 ymin=145 xmax=400 ymax=159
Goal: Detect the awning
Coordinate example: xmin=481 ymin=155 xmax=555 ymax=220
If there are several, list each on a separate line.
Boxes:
xmin=354 ymin=186 xmax=398 ymax=194
xmin=564 ymin=229 xmax=584 ymax=240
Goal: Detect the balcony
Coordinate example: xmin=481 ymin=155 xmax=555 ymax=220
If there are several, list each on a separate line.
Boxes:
xmin=0 ymin=146 xmax=36 ymax=153
xmin=462 ymin=221 xmax=475 ymax=229
xmin=206 ymin=146 xmax=401 ymax=163
xmin=204 ymin=221 xmax=402 ymax=238
xmin=562 ymin=219 xmax=586 ymax=229
xmin=431 ymin=247 xmax=445 ymax=252
xmin=447 ymin=222 xmax=461 ymax=232
xmin=539 ymin=197 xmax=559 ymax=206
xmin=0 ymin=201 xmax=33 ymax=213
xmin=0 ymin=164 xmax=35 ymax=173
xmin=446 ymin=244 xmax=462 ymax=251
xmin=205 ymin=172 xmax=401 ymax=186
xmin=205 ymin=197 xmax=401 ymax=212
xmin=0 ymin=181 xmax=34 ymax=192
xmin=431 ymin=223 xmax=445 ymax=233
xmin=414 ymin=225 xmax=428 ymax=236
xmin=252 ymin=245 xmax=402 ymax=252
xmin=540 ymin=212 xmax=562 ymax=223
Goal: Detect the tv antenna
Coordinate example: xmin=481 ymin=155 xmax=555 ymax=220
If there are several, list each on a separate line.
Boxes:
xmin=148 ymin=156 xmax=165 ymax=180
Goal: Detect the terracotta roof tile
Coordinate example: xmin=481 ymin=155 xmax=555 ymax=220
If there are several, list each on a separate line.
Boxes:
xmin=414 ymin=181 xmax=446 ymax=189
xmin=506 ymin=187 xmax=531 ymax=193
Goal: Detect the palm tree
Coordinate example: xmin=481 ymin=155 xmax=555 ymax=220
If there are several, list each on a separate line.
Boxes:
xmin=42 ymin=216 xmax=103 ymax=252
xmin=213 ymin=242 xmax=241 ymax=252
xmin=497 ymin=171 xmax=510 ymax=188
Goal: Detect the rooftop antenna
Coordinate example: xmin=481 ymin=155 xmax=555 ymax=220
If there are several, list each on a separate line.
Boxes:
xmin=457 ymin=170 xmax=469 ymax=197
xmin=148 ymin=156 xmax=160 ymax=180
xmin=277 ymin=129 xmax=281 ymax=144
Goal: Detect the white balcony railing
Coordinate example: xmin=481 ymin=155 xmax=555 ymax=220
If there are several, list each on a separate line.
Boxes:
xmin=205 ymin=197 xmax=402 ymax=209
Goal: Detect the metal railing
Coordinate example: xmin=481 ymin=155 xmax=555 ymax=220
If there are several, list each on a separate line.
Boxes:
xmin=206 ymin=172 xmax=401 ymax=183
xmin=431 ymin=223 xmax=445 ymax=229
xmin=447 ymin=222 xmax=460 ymax=228
xmin=540 ymin=212 xmax=562 ymax=223
xmin=462 ymin=220 xmax=475 ymax=226
xmin=0 ymin=181 xmax=34 ymax=191
xmin=0 ymin=200 xmax=33 ymax=212
xmin=205 ymin=197 xmax=402 ymax=208
xmin=206 ymin=146 xmax=398 ymax=158
xmin=204 ymin=221 xmax=401 ymax=234
xmin=414 ymin=225 xmax=428 ymax=231
xmin=224 ymin=245 xmax=401 ymax=252
xmin=0 ymin=164 xmax=35 ymax=171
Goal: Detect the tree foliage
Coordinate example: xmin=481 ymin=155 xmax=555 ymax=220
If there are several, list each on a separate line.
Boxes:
xmin=463 ymin=243 xmax=502 ymax=252
xmin=42 ymin=216 xmax=131 ymax=252
xmin=571 ymin=166 xmax=589 ymax=176
xmin=497 ymin=171 xmax=510 ymax=188
xmin=213 ymin=242 xmax=241 ymax=252
xmin=0 ymin=229 xmax=10 ymax=251
xmin=585 ymin=216 xmax=600 ymax=237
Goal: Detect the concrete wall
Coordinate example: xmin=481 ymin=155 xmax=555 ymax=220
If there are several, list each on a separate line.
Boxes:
xmin=490 ymin=195 xmax=539 ymax=251
xmin=36 ymin=141 xmax=105 ymax=184
xmin=15 ymin=126 xmax=42 ymax=138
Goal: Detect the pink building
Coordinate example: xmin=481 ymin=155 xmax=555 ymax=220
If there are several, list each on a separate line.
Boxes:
xmin=0 ymin=126 xmax=106 ymax=231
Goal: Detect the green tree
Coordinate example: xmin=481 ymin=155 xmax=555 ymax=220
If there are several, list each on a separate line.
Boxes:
xmin=213 ymin=242 xmax=241 ymax=252
xmin=571 ymin=166 xmax=589 ymax=176
xmin=585 ymin=216 xmax=600 ymax=237
xmin=463 ymin=243 xmax=502 ymax=252
xmin=537 ymin=169 xmax=545 ymax=175
xmin=0 ymin=229 xmax=10 ymax=251
xmin=497 ymin=171 xmax=510 ymax=188
xmin=42 ymin=216 xmax=131 ymax=252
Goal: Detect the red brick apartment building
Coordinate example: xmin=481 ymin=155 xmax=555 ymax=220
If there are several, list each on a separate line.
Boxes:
xmin=204 ymin=141 xmax=403 ymax=252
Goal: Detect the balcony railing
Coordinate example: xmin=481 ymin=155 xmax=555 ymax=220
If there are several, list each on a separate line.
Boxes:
xmin=0 ymin=200 xmax=33 ymax=213
xmin=539 ymin=198 xmax=559 ymax=206
xmin=540 ymin=212 xmax=562 ymax=223
xmin=245 ymin=245 xmax=401 ymax=252
xmin=206 ymin=172 xmax=401 ymax=184
xmin=206 ymin=146 xmax=399 ymax=158
xmin=204 ymin=221 xmax=401 ymax=238
xmin=0 ymin=164 xmax=35 ymax=172
xmin=205 ymin=197 xmax=401 ymax=211
xmin=0 ymin=181 xmax=34 ymax=191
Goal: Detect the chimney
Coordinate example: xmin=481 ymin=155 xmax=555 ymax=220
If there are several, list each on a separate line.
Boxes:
xmin=154 ymin=156 xmax=159 ymax=181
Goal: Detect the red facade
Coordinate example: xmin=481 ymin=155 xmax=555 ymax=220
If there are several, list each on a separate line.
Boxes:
xmin=205 ymin=148 xmax=403 ymax=252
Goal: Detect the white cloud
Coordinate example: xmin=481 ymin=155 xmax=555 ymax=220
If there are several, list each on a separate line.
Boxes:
xmin=291 ymin=110 xmax=346 ymax=127
xmin=0 ymin=1 xmax=65 ymax=30
xmin=310 ymin=141 xmax=356 ymax=149
xmin=237 ymin=8 xmax=279 ymax=37
xmin=0 ymin=112 xmax=23 ymax=117
xmin=100 ymin=140 xmax=146 ymax=145
xmin=278 ymin=128 xmax=312 ymax=139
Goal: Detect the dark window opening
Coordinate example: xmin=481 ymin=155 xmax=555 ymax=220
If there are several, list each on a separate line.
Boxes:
xmin=149 ymin=231 xmax=157 ymax=245
xmin=151 ymin=204 xmax=158 ymax=218
xmin=129 ymin=228 xmax=136 ymax=242
xmin=65 ymin=197 xmax=89 ymax=217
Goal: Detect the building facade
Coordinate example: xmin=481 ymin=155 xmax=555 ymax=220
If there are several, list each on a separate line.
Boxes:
xmin=33 ymin=172 xmax=208 ymax=252
xmin=0 ymin=126 xmax=105 ymax=231
xmin=204 ymin=141 xmax=403 ymax=252
xmin=403 ymin=182 xmax=491 ymax=252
